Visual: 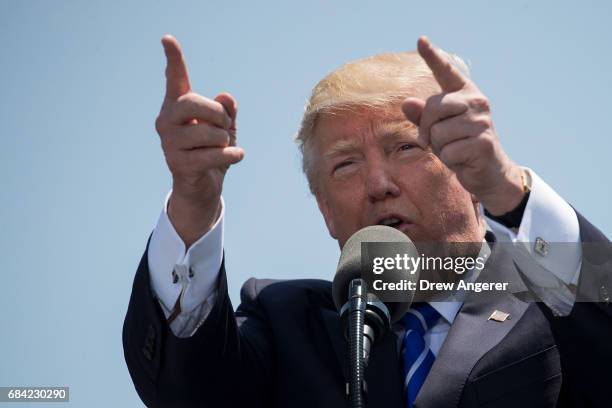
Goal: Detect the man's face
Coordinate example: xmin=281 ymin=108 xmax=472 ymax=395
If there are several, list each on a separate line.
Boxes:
xmin=313 ymin=103 xmax=484 ymax=248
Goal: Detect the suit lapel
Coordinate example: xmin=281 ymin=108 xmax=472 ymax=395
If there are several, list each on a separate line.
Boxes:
xmin=415 ymin=236 xmax=530 ymax=408
xmin=414 ymin=293 xmax=529 ymax=407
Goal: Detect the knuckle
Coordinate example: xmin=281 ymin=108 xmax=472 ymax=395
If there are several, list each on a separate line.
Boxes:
xmin=211 ymin=101 xmax=231 ymax=125
xmin=177 ymin=91 xmax=197 ymax=104
xmin=469 ymin=95 xmax=490 ymax=112
xmin=155 ymin=114 xmax=169 ymax=135
xmin=219 ymin=130 xmax=231 ymax=146
xmin=210 ymin=104 xmax=224 ymax=119
xmin=430 ymin=123 xmax=441 ymax=140
xmin=473 ymin=115 xmax=492 ymax=129
xmin=439 ymin=147 xmax=451 ymax=164
xmin=175 ymin=93 xmax=230 ymax=126
xmin=175 ymin=92 xmax=200 ymax=113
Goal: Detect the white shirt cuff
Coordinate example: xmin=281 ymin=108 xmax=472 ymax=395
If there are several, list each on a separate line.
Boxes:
xmin=487 ymin=168 xmax=582 ymax=285
xmin=148 ymin=191 xmax=225 ymax=315
xmin=487 ymin=168 xmax=582 ymax=316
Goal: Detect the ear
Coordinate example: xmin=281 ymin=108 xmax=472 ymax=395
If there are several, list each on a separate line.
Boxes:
xmin=315 ymin=190 xmax=338 ymax=240
xmin=470 ymin=193 xmax=486 ymax=228
xmin=470 ymin=192 xmax=480 ymax=215
xmin=470 ymin=192 xmax=479 ymax=205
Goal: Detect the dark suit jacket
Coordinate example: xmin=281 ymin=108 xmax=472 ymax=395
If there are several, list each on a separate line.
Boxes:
xmin=123 ymin=212 xmax=612 ymax=407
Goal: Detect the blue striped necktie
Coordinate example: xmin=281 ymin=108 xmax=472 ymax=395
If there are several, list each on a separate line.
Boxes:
xmin=401 ymin=303 xmax=441 ymax=407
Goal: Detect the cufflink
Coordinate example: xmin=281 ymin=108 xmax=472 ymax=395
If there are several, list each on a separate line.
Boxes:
xmin=534 ymin=237 xmax=549 ymax=257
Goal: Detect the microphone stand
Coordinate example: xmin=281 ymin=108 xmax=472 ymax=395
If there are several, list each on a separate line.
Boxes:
xmin=340 ymin=279 xmax=390 ymax=408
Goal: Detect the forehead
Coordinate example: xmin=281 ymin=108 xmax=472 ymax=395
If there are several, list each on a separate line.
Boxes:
xmin=313 ymin=105 xmax=417 ymax=151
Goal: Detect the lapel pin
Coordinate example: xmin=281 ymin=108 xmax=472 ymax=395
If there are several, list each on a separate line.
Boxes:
xmin=488 ymin=310 xmax=510 ymax=322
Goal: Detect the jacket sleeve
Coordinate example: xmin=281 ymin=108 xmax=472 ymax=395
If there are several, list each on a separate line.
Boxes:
xmin=541 ymin=211 xmax=612 ymax=407
xmin=122 ymin=238 xmax=275 ymax=407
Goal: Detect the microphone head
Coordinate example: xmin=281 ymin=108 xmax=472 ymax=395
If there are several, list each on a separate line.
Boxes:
xmin=332 ymin=225 xmax=419 ymax=323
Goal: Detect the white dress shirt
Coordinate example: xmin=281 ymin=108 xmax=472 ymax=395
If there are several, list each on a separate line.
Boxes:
xmin=147 ymin=168 xmax=582 ymax=348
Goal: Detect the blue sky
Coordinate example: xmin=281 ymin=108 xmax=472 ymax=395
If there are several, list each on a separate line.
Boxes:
xmin=1 ymin=1 xmax=610 ymax=406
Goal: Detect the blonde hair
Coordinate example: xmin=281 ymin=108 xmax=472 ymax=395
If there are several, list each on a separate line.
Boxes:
xmin=296 ymin=49 xmax=469 ymax=193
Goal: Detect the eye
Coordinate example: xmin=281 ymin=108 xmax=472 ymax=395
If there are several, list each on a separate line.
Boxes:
xmin=398 ymin=143 xmax=416 ymax=151
xmin=333 ymin=160 xmax=354 ymax=172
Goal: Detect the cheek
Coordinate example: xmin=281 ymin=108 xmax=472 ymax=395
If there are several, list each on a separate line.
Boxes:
xmin=408 ymin=158 xmax=476 ymax=237
xmin=326 ymin=185 xmax=366 ymax=239
xmin=406 ymin=158 xmax=452 ymax=204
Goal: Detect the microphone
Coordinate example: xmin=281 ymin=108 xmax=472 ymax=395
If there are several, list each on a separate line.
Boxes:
xmin=333 ymin=225 xmax=420 ymax=323
xmin=332 ymin=225 xmax=420 ymax=408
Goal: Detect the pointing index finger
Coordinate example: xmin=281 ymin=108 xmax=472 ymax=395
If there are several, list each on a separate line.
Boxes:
xmin=161 ymin=35 xmax=191 ymax=100
xmin=417 ymin=36 xmax=466 ymax=92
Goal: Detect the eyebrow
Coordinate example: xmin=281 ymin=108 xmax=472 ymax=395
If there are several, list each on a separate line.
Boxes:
xmin=323 ymin=120 xmax=417 ymax=160
xmin=323 ymin=139 xmax=361 ymax=159
xmin=375 ymin=120 xmax=417 ymax=141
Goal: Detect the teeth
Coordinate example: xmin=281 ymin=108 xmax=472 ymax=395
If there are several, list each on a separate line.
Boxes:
xmin=380 ymin=217 xmax=400 ymax=226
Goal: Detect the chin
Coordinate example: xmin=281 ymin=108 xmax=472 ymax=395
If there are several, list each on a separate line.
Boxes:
xmin=395 ymin=223 xmax=421 ymax=241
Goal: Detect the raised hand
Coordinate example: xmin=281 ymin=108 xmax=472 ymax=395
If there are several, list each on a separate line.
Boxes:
xmin=402 ymin=36 xmax=525 ymax=216
xmin=155 ymin=35 xmax=244 ymax=246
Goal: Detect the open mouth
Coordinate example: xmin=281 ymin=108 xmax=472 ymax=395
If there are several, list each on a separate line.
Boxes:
xmin=377 ymin=216 xmax=405 ymax=229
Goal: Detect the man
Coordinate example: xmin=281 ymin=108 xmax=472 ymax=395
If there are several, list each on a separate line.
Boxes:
xmin=123 ymin=35 xmax=611 ymax=407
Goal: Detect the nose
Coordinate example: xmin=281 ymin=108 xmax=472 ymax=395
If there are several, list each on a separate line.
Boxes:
xmin=366 ymin=160 xmax=400 ymax=202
